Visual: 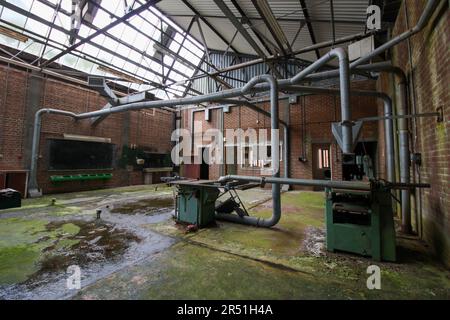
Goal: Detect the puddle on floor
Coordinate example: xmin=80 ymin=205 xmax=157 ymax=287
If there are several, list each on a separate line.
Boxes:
xmin=38 ymin=221 xmax=140 ymax=276
xmin=0 ymin=216 xmax=174 ymax=300
xmin=110 ymin=198 xmax=174 ymax=215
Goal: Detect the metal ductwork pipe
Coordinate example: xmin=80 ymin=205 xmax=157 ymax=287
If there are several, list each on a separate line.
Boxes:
xmin=352 ymin=62 xmax=412 ymax=233
xmin=290 ymin=48 xmax=352 ymax=154
xmin=303 ymin=0 xmax=439 ymax=82
xmin=284 ymin=86 xmax=395 ymax=183
xmin=350 ymin=0 xmax=439 ymax=68
xmin=28 ymin=109 xmax=79 ymax=197
xmin=218 ymin=175 xmax=372 ymax=192
xmin=217 ymin=99 xmax=290 ymax=181
xmin=217 ymin=75 xmax=281 ymax=228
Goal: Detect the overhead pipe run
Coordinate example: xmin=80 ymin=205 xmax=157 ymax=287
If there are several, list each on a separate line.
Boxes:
xmin=352 ymin=62 xmax=412 ymax=233
xmin=25 ymin=0 xmax=439 ymax=227
xmin=28 ymin=109 xmax=79 ymax=197
xmin=351 ymin=0 xmax=439 ymax=68
xmin=302 ymin=0 xmax=439 ymax=82
xmin=218 ymin=75 xmax=281 ymax=228
xmin=285 ymin=86 xmax=395 ymax=184
xmin=219 ymin=175 xmax=372 ymax=192
xmin=28 ymin=48 xmax=354 ymax=209
xmin=217 ymin=99 xmax=290 ymax=181
xmin=290 ymin=48 xmax=352 ymax=154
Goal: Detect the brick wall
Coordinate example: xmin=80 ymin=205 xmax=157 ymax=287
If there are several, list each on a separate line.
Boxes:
xmin=0 ymin=64 xmax=174 ymax=194
xmin=382 ymin=0 xmax=449 ymax=267
xmin=184 ymin=80 xmax=382 ymax=189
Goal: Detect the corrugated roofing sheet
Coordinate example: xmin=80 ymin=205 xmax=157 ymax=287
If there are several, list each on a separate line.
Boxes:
xmin=156 ymin=0 xmax=371 ymax=59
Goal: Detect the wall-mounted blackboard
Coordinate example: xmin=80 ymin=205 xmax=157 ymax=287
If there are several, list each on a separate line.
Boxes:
xmin=48 ymin=139 xmax=115 ymax=170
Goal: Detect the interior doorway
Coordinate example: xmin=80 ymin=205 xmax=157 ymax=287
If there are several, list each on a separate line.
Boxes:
xmin=225 ymin=146 xmax=238 ymax=175
xmin=312 ymin=144 xmax=331 ymax=190
xmin=200 ymin=147 xmax=209 ymax=180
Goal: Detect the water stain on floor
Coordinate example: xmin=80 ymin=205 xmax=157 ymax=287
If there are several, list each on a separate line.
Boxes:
xmin=110 ymin=198 xmax=174 ymax=215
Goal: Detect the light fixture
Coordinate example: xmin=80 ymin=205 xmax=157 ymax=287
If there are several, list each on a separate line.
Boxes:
xmin=254 ymin=0 xmax=290 ymax=51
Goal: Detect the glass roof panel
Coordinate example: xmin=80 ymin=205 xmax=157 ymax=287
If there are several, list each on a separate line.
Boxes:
xmin=0 ymin=0 xmax=205 ymax=99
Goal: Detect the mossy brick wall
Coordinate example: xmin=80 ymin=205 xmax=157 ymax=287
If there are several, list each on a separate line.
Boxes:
xmin=0 ymin=65 xmax=174 ymax=194
xmin=382 ymin=0 xmax=449 ymax=267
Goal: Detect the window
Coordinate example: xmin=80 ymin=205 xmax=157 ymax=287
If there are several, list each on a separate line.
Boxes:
xmin=318 ymin=148 xmax=330 ymax=169
xmin=241 ymin=144 xmax=283 ymax=169
xmin=0 ymin=0 xmax=205 ymax=99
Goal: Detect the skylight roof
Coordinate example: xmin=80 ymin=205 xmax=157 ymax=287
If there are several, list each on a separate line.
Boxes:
xmin=0 ymin=0 xmax=205 ymax=99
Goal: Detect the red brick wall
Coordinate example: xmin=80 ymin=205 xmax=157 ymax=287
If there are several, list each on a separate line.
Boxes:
xmin=0 ymin=67 xmax=27 ymax=170
xmin=383 ymin=0 xmax=449 ymax=267
xmin=0 ymin=65 xmax=174 ymax=194
xmin=184 ymin=80 xmax=381 ymax=188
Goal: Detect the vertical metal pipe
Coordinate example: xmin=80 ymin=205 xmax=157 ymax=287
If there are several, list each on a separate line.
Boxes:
xmin=397 ymin=79 xmax=412 ymax=233
xmin=217 ymin=75 xmax=281 ymax=227
xmin=290 ymin=48 xmax=352 ymax=154
xmin=352 ymin=62 xmax=412 ymax=232
xmin=28 ymin=109 xmax=78 ymax=197
xmin=283 ymin=125 xmax=290 ymax=180
xmin=338 ymin=51 xmax=352 ymax=154
xmin=284 ymin=86 xmax=395 ymax=182
xmin=377 ymin=96 xmax=395 ymax=183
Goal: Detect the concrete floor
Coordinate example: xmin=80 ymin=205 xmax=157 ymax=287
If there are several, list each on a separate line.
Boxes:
xmin=0 ymin=185 xmax=448 ymax=300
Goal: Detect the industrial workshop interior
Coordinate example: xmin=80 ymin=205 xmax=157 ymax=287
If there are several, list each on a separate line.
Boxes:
xmin=0 ymin=0 xmax=448 ymax=304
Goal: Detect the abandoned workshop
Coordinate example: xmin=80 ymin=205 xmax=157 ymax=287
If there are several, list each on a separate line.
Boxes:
xmin=0 ymin=0 xmax=448 ymax=302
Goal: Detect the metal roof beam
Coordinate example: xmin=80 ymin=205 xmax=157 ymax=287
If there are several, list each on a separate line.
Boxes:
xmin=212 ymin=0 xmax=266 ymax=58
xmin=0 ymin=17 xmax=188 ymax=95
xmin=5 ymin=0 xmax=196 ymax=86
xmin=228 ymin=0 xmax=274 ymax=55
xmin=40 ymin=0 xmax=161 ymax=68
xmin=165 ymin=14 xmax=368 ymax=26
xmin=250 ymin=0 xmax=292 ymax=55
xmin=299 ymin=0 xmax=320 ymax=59
xmin=180 ymin=0 xmax=239 ymax=53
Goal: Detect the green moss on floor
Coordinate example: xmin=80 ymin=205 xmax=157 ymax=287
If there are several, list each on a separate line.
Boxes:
xmin=2 ymin=186 xmax=449 ymax=299
xmin=145 ymin=190 xmax=450 ymax=299
xmin=0 ymin=218 xmax=82 ymax=285
xmin=75 ymin=240 xmax=449 ymax=300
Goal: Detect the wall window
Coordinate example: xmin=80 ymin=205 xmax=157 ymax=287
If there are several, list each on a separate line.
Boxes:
xmin=241 ymin=144 xmax=283 ymax=169
xmin=318 ymin=148 xmax=330 ymax=169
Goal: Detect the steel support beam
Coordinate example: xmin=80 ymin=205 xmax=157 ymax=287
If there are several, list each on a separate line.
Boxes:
xmin=180 ymin=0 xmax=239 ymax=53
xmin=213 ymin=0 xmax=266 ymax=58
xmin=229 ymin=0 xmax=275 ymax=55
xmin=40 ymin=0 xmax=160 ymax=68
xmin=299 ymin=0 xmax=320 ymax=59
xmin=251 ymin=0 xmax=292 ymax=55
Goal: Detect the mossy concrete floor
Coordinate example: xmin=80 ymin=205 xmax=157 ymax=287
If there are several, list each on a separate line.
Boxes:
xmin=0 ymin=185 xmax=448 ymax=300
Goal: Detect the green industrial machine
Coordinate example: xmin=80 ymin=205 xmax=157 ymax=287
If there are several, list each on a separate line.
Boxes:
xmin=325 ymin=184 xmax=396 ymax=262
xmin=172 ymin=180 xmax=220 ymax=227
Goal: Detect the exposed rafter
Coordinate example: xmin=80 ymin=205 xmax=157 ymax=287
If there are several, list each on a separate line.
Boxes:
xmin=40 ymin=0 xmax=162 ymax=68
xmin=213 ymin=0 xmax=266 ymax=58
xmin=250 ymin=0 xmax=292 ymax=56
xmin=165 ymin=14 xmax=368 ymax=26
xmin=228 ymin=0 xmax=274 ymax=56
xmin=179 ymin=0 xmax=239 ymax=54
xmin=299 ymin=0 xmax=320 ymax=59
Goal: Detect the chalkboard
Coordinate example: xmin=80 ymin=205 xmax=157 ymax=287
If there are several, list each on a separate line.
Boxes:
xmin=48 ymin=139 xmax=115 ymax=170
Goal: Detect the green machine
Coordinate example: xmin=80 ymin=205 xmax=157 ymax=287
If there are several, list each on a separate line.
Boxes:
xmin=325 ymin=183 xmax=397 ymax=262
xmin=171 ymin=180 xmax=220 ymax=227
